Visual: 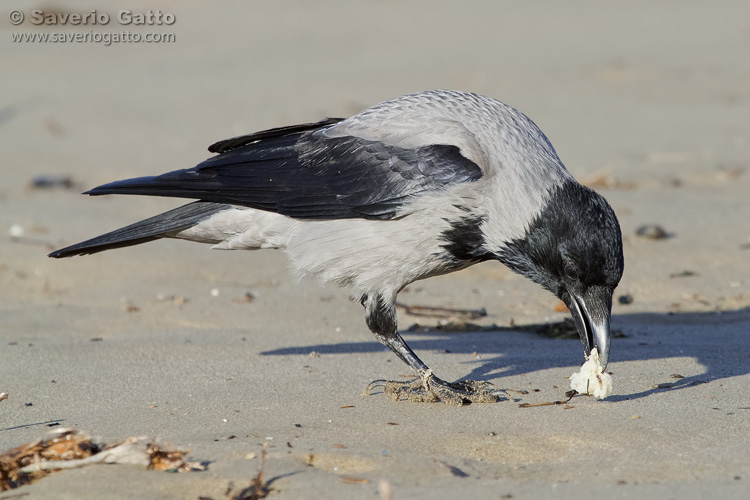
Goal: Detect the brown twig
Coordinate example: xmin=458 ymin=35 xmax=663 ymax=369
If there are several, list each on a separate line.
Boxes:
xmin=519 ymin=390 xmax=578 ymax=408
xmin=223 ymin=442 xmax=270 ymax=500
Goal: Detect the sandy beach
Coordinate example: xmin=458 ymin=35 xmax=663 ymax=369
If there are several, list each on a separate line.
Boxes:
xmin=2 ymin=1 xmax=750 ymax=498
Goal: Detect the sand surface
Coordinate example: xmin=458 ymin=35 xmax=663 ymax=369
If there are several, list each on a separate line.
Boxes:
xmin=2 ymin=1 xmax=750 ymax=498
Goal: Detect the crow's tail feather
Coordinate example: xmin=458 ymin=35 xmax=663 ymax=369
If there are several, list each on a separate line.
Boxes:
xmin=48 ymin=201 xmax=231 ymax=258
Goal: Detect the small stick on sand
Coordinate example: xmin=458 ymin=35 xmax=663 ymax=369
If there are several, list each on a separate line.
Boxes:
xmin=518 ymin=390 xmax=578 ymax=408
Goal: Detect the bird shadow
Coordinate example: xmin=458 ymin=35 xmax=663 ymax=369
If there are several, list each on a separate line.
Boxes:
xmin=261 ymin=308 xmax=750 ymax=402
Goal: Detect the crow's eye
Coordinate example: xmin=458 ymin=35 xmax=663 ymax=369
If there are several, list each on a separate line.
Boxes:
xmin=564 ymin=263 xmax=579 ymax=281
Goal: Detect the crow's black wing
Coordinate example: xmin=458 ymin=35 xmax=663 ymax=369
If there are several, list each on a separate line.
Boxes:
xmin=87 ymin=120 xmax=483 ymax=220
xmin=207 ymin=118 xmax=345 ymax=153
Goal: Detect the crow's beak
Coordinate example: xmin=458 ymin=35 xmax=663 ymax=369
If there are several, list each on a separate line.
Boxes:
xmin=565 ymin=286 xmax=613 ymax=370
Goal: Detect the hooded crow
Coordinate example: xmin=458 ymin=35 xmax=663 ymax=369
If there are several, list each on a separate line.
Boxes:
xmin=49 ymin=90 xmax=624 ymax=406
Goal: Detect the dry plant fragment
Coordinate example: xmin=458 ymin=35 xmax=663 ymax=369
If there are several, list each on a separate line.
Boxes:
xmin=1 ymin=428 xmax=96 ymax=490
xmin=339 ymin=475 xmax=368 ymax=484
xmin=201 ymin=444 xmax=271 ymax=500
xmin=0 ymin=428 xmax=200 ymax=491
xmin=147 ymin=442 xmax=200 ymax=471
xmin=219 ymin=442 xmax=270 ymax=500
xmin=0 ymin=393 xmax=8 ymax=403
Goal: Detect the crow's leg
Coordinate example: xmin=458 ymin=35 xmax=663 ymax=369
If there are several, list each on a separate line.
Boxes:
xmin=361 ymin=293 xmax=500 ymax=406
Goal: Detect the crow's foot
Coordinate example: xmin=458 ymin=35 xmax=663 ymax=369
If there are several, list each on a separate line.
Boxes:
xmin=366 ymin=373 xmax=501 ymax=406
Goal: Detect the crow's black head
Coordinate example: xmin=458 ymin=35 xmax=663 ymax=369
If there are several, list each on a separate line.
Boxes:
xmin=498 ymin=181 xmax=624 ymax=295
xmin=497 ymin=180 xmax=624 ymax=367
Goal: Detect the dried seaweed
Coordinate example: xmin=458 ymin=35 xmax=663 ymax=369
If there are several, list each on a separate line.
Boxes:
xmin=0 ymin=428 xmax=200 ymax=491
xmin=406 ymin=317 xmax=627 ymax=339
xmin=510 ymin=318 xmax=627 ymax=340
xmin=406 ymin=321 xmax=497 ymax=333
xmin=396 ymin=302 xmax=487 ymax=320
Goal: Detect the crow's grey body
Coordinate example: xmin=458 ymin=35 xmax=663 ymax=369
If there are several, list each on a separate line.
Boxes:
xmin=51 ymin=90 xmax=624 ymax=405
